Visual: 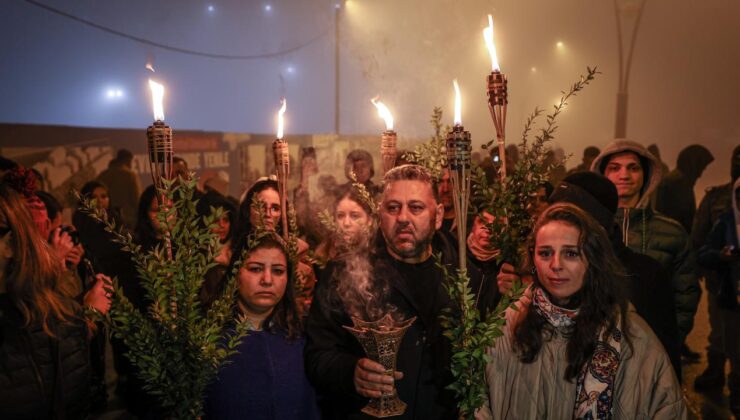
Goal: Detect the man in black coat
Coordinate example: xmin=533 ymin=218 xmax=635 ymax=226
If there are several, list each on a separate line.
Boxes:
xmin=305 ymin=164 xmax=458 ymax=419
xmin=549 ymin=172 xmax=682 ymax=378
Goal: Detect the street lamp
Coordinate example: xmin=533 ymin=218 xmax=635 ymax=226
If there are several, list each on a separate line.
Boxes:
xmin=613 ymin=0 xmax=649 ymax=138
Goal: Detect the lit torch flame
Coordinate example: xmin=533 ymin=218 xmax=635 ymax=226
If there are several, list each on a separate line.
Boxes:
xmin=276 ymin=98 xmax=287 ymax=140
xmin=370 ymin=96 xmax=394 ymax=131
xmin=453 ymin=79 xmax=462 ymax=126
xmin=483 ymin=14 xmax=500 ymax=72
xmin=148 ymin=79 xmax=165 ymax=121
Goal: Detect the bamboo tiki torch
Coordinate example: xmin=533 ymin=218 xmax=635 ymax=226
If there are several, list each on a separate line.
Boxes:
xmin=371 ymin=97 xmax=397 ymax=175
xmin=273 ymin=98 xmax=290 ymax=240
xmin=146 ymin=79 xmax=174 ymax=261
xmin=446 ymin=80 xmax=472 ymax=271
xmin=484 ymin=15 xmax=508 ymax=182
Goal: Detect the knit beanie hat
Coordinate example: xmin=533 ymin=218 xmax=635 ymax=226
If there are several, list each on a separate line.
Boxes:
xmin=549 ymin=172 xmax=618 ymax=233
xmin=2 ymin=166 xmax=50 ymax=237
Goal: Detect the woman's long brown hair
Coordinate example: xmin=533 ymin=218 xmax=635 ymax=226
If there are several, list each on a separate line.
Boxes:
xmin=0 ymin=185 xmax=78 ymax=336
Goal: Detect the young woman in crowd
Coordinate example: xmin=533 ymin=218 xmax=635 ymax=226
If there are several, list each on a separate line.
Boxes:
xmin=203 ymin=233 xmax=320 ymax=419
xmin=73 ymin=180 xmax=129 ymax=410
xmin=0 ymin=184 xmax=110 ymax=418
xmin=196 ymin=190 xmax=237 ymax=265
xmin=478 ymin=203 xmax=686 ymax=419
xmin=314 ymin=185 xmax=376 ymax=271
xmin=73 ymin=181 xmax=126 ymax=272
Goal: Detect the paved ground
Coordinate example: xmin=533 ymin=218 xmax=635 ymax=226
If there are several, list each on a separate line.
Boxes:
xmin=92 ymin=282 xmax=736 ymax=419
xmin=684 ymin=282 xmax=735 ymax=420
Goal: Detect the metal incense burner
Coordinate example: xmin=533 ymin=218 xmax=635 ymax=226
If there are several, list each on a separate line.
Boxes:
xmin=344 ymin=314 xmax=416 ymax=417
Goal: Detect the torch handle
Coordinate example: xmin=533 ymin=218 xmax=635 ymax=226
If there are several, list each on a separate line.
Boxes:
xmin=273 ymin=140 xmax=291 ymax=240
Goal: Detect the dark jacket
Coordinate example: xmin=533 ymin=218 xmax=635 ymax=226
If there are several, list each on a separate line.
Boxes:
xmin=698 ymin=211 xmax=740 ymax=310
xmin=614 ymin=241 xmax=682 ymax=378
xmin=304 ymin=233 xmax=458 ymax=419
xmin=467 ymin=253 xmax=502 ymax=317
xmin=0 ymin=295 xmax=91 ymax=419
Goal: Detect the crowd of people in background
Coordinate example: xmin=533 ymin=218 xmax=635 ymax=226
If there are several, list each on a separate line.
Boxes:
xmin=0 ymin=138 xmax=738 ymax=419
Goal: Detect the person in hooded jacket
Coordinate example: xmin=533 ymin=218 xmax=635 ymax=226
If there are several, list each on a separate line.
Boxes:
xmin=692 ymin=145 xmax=740 ymax=390
xmin=697 ymin=177 xmax=740 ymax=418
xmin=655 ymin=144 xmax=714 ymax=233
xmin=591 ymin=139 xmax=699 ymax=345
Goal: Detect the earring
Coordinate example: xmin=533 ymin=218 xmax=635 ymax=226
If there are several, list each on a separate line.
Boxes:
xmin=530 ymin=267 xmax=536 ymax=275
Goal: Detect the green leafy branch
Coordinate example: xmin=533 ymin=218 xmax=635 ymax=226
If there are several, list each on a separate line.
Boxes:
xmin=76 ymin=177 xmax=249 ymax=419
xmin=437 ymin=254 xmax=526 ymax=419
xmin=474 ymin=66 xmax=599 ymax=268
xmin=403 ymin=106 xmax=450 ymax=179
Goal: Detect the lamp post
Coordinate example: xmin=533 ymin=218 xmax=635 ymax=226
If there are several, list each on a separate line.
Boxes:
xmin=613 ymin=0 xmax=649 ymax=138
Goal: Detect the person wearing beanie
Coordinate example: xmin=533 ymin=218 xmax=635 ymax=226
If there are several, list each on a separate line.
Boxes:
xmin=550 ymin=172 xmax=682 ymax=378
xmin=591 ymin=139 xmax=699 ymax=351
xmin=692 ymin=145 xmax=740 ymax=391
xmin=655 ymin=144 xmax=715 ymax=233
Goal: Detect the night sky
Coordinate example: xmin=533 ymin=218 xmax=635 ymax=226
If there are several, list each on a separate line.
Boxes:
xmin=2 ymin=0 xmax=740 ymax=190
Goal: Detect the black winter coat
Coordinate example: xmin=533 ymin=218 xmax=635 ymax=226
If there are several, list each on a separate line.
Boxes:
xmin=0 ymin=295 xmax=90 ymax=419
xmin=614 ymin=242 xmax=682 ymax=379
xmin=304 ymin=234 xmax=459 ymax=420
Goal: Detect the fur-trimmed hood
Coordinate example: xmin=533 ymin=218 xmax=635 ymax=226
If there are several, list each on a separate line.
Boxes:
xmin=591 ymin=139 xmax=663 ymax=209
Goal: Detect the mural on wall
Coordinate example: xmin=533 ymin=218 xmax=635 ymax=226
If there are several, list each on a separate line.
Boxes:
xmin=1 ymin=123 xmax=424 ymax=210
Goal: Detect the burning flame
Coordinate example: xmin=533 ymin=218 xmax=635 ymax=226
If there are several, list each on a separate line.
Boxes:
xmin=370 ymin=96 xmax=394 ymax=131
xmin=148 ymin=79 xmax=165 ymax=121
xmin=483 ymin=14 xmax=500 ymax=72
xmin=276 ymin=98 xmax=287 ymax=139
xmin=453 ymin=79 xmax=462 ymax=126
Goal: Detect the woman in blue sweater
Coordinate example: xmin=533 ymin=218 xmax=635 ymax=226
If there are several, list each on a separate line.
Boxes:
xmin=204 ymin=233 xmax=320 ymax=419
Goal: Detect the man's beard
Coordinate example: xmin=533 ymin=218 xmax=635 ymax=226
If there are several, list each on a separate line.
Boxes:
xmin=388 ymin=218 xmax=436 ymax=259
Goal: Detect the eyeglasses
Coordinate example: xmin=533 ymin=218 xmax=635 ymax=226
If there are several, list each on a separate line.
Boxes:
xmin=0 ymin=226 xmax=10 ymax=238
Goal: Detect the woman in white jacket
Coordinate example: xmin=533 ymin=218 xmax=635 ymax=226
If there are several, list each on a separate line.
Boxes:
xmin=478 ymin=203 xmax=686 ymax=420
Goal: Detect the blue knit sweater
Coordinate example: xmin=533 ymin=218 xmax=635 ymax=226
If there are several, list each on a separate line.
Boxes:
xmin=204 ymin=330 xmax=320 ymax=420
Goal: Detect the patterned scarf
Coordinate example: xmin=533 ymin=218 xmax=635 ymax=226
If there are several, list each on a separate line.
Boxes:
xmin=532 ymin=287 xmax=622 ymax=420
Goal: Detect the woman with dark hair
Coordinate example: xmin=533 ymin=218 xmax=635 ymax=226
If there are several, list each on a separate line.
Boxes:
xmin=232 ymin=178 xmax=315 ymax=315
xmin=233 ymin=178 xmax=282 ymax=252
xmin=73 ymin=179 xmax=127 ymax=410
xmin=197 ymin=190 xmax=237 ymax=265
xmin=0 ymin=184 xmax=109 ymax=418
xmin=203 ymin=233 xmax=320 ymax=419
xmin=478 ymin=203 xmax=685 ymax=419
xmin=133 ymin=184 xmax=164 ymax=252
xmin=73 ymin=180 xmax=125 ymax=273
xmin=314 ymin=185 xmax=376 ymax=269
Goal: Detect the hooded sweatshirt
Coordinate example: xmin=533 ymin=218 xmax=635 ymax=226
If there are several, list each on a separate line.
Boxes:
xmin=592 ymin=139 xmax=700 ymax=341
xmin=655 ymin=145 xmax=714 ymax=232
